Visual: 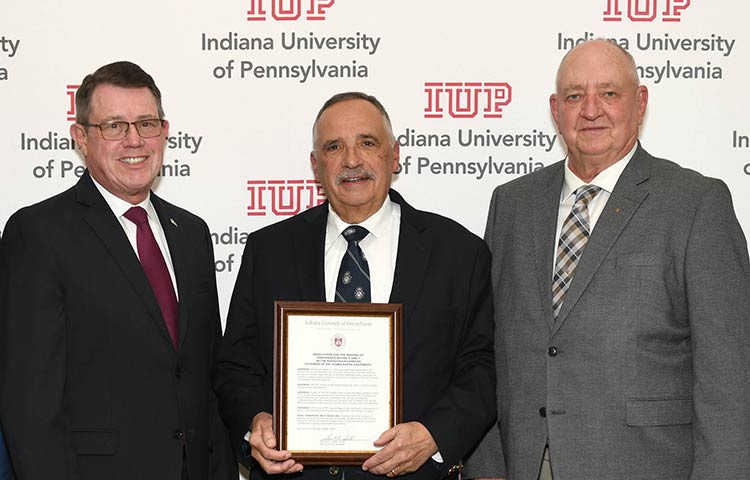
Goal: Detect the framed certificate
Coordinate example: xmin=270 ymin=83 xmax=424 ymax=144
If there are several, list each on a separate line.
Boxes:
xmin=274 ymin=301 xmax=403 ymax=464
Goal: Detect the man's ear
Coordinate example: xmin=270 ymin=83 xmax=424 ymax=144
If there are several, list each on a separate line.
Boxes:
xmin=70 ymin=123 xmax=89 ymax=157
xmin=310 ymin=151 xmax=320 ymax=181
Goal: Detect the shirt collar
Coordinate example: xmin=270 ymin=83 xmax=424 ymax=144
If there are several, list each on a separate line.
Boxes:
xmin=326 ymin=197 xmax=393 ymax=241
xmin=561 ymin=142 xmax=637 ymax=201
xmin=90 ymin=175 xmax=157 ymax=221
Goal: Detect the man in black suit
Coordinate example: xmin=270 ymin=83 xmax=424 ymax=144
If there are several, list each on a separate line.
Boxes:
xmin=214 ymin=92 xmax=496 ymax=480
xmin=0 ymin=61 xmax=235 ymax=480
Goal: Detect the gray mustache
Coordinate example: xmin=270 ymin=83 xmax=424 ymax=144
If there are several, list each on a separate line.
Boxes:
xmin=335 ymin=168 xmax=376 ymax=184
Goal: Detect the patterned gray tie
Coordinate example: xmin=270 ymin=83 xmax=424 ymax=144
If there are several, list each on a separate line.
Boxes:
xmin=552 ymin=185 xmax=602 ymax=318
xmin=335 ymin=226 xmax=371 ymax=302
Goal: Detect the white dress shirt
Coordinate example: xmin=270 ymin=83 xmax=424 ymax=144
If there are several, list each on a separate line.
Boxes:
xmin=324 ymin=198 xmax=401 ymax=303
xmin=91 ymin=177 xmax=179 ymax=299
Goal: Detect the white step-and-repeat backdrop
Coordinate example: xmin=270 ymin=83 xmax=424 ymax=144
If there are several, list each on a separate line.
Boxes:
xmin=2 ymin=0 xmax=748 ymax=324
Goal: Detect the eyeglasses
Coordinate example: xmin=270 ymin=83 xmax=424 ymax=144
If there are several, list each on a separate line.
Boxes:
xmin=82 ymin=118 xmax=165 ymax=141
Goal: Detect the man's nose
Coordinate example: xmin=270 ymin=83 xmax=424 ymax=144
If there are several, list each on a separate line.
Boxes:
xmin=122 ymin=123 xmax=145 ymax=147
xmin=341 ymin=145 xmax=362 ymax=167
xmin=580 ymin=95 xmax=603 ymax=120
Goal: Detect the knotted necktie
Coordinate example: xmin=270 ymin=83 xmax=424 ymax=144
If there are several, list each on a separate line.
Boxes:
xmin=124 ymin=206 xmax=179 ymax=348
xmin=335 ymin=225 xmax=371 ymax=302
xmin=552 ymin=185 xmax=602 ymax=318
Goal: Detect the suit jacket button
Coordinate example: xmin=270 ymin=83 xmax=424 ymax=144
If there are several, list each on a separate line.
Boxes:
xmin=547 ymin=346 xmax=558 ymax=357
xmin=174 ymin=430 xmax=184 ymax=440
xmin=539 ymin=407 xmax=547 ymax=417
xmin=175 ymin=368 xmax=184 ymax=379
xmin=329 ymin=466 xmax=339 ymax=476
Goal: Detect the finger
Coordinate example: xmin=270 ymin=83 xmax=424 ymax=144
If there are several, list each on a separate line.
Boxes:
xmin=362 ymin=445 xmax=393 ymax=472
xmin=364 ymin=450 xmax=402 ymax=476
xmin=368 ymin=460 xmax=400 ymax=477
xmin=249 ymin=431 xmax=290 ymax=464
xmin=260 ymin=422 xmax=277 ymax=449
xmin=248 ymin=439 xmax=301 ymax=474
xmin=372 ymin=426 xmax=398 ymax=447
xmin=364 ymin=426 xmax=408 ymax=472
xmin=254 ymin=455 xmax=302 ymax=475
xmin=252 ymin=412 xmax=277 ymax=449
xmin=386 ymin=462 xmax=414 ymax=477
xmin=252 ymin=442 xmax=291 ymax=463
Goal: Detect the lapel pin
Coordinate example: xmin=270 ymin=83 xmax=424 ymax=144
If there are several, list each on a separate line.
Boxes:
xmin=170 ymin=218 xmax=178 ymax=227
xmin=615 ymin=207 xmax=622 ymax=214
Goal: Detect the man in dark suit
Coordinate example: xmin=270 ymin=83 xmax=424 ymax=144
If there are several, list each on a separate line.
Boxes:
xmin=0 ymin=61 xmax=235 ymax=480
xmin=466 ymin=39 xmax=750 ymax=479
xmin=214 ymin=92 xmax=496 ymax=480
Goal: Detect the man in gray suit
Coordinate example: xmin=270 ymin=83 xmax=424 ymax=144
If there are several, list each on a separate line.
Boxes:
xmin=466 ymin=39 xmax=750 ymax=479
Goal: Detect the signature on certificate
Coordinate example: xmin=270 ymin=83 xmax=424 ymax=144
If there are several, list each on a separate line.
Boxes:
xmin=319 ymin=433 xmax=363 ymax=446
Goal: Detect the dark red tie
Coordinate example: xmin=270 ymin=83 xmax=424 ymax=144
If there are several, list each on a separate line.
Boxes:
xmin=124 ymin=206 xmax=179 ymax=348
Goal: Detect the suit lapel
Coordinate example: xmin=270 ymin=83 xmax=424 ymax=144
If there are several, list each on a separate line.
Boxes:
xmin=76 ymin=173 xmax=173 ymax=347
xmin=152 ymin=195 xmax=189 ymax=350
xmin=533 ymin=164 xmax=565 ymax=331
xmin=388 ymin=191 xmax=430 ymax=307
xmin=553 ymin=147 xmax=652 ymax=332
xmin=296 ymin=204 xmax=327 ymax=301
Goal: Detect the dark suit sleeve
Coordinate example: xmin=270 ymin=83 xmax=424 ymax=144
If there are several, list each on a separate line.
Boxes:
xmin=416 ymin=238 xmax=497 ymax=471
xmin=684 ymin=180 xmax=750 ymax=478
xmin=213 ymin=237 xmax=271 ymax=464
xmin=462 ymin=188 xmax=507 ymax=479
xmin=464 ymin=189 xmax=506 ymax=478
xmin=0 ymin=211 xmax=75 ymax=478
xmin=197 ymin=221 xmax=239 ymax=480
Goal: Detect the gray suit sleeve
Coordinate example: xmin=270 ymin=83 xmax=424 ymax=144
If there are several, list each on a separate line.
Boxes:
xmin=463 ymin=423 xmax=505 ymax=479
xmin=685 ymin=179 xmax=750 ymax=478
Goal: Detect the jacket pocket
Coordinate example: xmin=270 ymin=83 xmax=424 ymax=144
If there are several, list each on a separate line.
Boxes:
xmin=72 ymin=430 xmax=119 ymax=455
xmin=616 ymin=253 xmax=663 ymax=268
xmin=626 ymin=397 xmax=692 ymax=426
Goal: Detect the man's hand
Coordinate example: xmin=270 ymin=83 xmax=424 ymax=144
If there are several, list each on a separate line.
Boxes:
xmin=248 ymin=412 xmax=303 ymax=474
xmin=361 ymin=422 xmax=438 ymax=477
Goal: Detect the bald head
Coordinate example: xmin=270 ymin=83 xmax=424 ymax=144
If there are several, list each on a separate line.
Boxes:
xmin=555 ymin=39 xmax=640 ymax=94
xmin=549 ymin=38 xmax=648 ymax=181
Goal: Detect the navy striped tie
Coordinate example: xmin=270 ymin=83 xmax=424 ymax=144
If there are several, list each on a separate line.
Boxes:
xmin=335 ymin=226 xmax=371 ymax=302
